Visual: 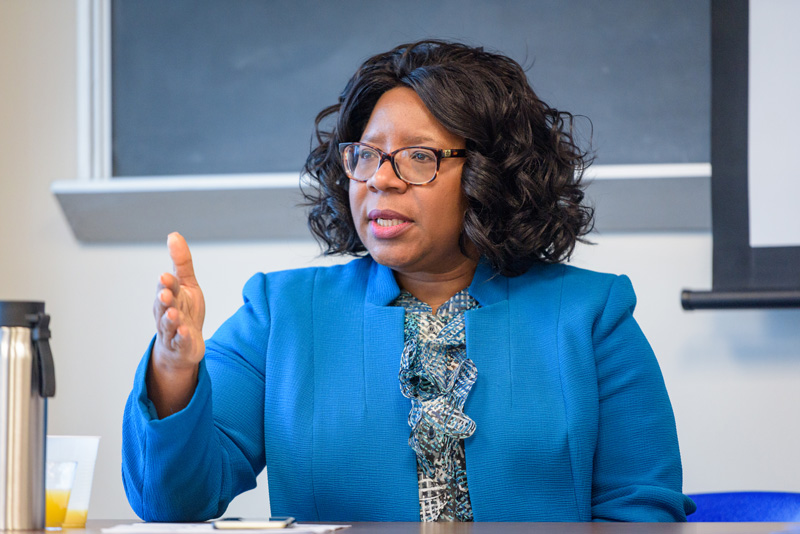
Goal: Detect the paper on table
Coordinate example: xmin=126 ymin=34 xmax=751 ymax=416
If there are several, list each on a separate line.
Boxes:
xmin=101 ymin=523 xmax=349 ymax=534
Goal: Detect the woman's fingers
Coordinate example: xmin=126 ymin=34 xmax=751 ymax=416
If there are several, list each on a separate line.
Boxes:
xmin=159 ymin=272 xmax=180 ymax=296
xmin=153 ymin=275 xmax=175 ymax=325
xmin=152 ymin=231 xmax=207 ymax=368
xmin=157 ymin=304 xmax=177 ymax=340
xmin=167 ymin=232 xmax=199 ymax=288
xmin=157 ymin=305 xmax=198 ymax=351
xmin=154 ymin=271 xmax=199 ymax=330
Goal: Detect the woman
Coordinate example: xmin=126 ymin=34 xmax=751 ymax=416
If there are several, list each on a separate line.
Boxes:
xmin=122 ymin=40 xmax=696 ymax=522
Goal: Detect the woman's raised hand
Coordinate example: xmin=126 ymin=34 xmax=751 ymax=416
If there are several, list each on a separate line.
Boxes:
xmin=148 ymin=232 xmax=206 ymax=417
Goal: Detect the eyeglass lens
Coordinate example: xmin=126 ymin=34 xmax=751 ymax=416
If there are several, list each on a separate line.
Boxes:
xmin=343 ymin=145 xmax=437 ymax=184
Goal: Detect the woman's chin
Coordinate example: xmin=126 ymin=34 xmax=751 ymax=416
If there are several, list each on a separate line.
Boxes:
xmin=366 ymin=249 xmax=416 ymax=273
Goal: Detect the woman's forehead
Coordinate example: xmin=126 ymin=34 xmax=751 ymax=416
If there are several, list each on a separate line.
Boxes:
xmin=359 ymin=87 xmax=464 ymax=147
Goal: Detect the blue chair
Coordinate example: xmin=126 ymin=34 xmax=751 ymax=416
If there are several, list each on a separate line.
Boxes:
xmin=687 ymin=492 xmax=800 ymax=522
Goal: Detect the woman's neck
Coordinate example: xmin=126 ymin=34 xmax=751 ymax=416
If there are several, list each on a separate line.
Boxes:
xmin=394 ymin=259 xmax=478 ymax=314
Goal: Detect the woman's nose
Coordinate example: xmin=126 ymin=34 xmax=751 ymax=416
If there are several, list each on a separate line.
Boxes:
xmin=368 ymin=158 xmax=408 ymax=192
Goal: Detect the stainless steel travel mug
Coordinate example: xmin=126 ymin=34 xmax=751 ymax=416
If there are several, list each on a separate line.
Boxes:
xmin=0 ymin=301 xmax=56 ymax=530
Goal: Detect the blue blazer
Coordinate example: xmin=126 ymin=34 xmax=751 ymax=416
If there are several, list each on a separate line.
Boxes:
xmin=122 ymin=257 xmax=695 ymax=522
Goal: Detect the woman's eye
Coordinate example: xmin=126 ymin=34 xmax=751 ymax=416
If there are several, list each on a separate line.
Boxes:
xmin=410 ymin=150 xmax=435 ymax=162
xmin=358 ymin=149 xmax=377 ymax=160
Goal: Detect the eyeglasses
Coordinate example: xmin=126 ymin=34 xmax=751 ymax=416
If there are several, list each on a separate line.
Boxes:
xmin=338 ymin=142 xmax=467 ymax=185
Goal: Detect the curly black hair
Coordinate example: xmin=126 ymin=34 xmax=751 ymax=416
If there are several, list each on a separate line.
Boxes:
xmin=302 ymin=39 xmax=594 ymax=277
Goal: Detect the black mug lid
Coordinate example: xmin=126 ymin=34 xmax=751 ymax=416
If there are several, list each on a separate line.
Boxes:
xmin=0 ymin=301 xmax=46 ymax=327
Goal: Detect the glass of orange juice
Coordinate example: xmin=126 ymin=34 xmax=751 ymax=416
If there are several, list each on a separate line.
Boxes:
xmin=45 ymin=461 xmax=77 ymax=529
xmin=46 ymin=435 xmax=101 ymax=528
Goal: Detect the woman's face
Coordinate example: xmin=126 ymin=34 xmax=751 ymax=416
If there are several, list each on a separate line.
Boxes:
xmin=348 ymin=87 xmax=475 ymax=279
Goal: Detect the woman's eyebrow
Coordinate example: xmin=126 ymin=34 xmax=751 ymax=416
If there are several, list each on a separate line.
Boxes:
xmin=360 ymin=131 xmax=447 ymax=147
xmin=404 ymin=135 xmax=438 ymax=145
xmin=361 ymin=135 xmax=440 ymax=146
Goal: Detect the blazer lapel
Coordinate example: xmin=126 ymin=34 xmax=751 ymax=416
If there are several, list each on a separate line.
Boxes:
xmin=464 ymin=259 xmax=512 ymax=419
xmin=462 ymin=263 xmax=577 ymax=520
xmin=362 ymin=260 xmax=419 ymax=516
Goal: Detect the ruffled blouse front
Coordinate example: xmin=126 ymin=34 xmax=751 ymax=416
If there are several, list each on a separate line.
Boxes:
xmin=393 ymin=289 xmax=480 ymax=522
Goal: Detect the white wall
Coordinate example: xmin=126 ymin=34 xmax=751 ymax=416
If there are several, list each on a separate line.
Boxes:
xmin=1 ymin=0 xmax=799 ymax=521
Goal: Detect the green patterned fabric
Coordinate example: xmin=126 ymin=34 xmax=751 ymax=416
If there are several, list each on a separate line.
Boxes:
xmin=394 ymin=289 xmax=480 ymax=522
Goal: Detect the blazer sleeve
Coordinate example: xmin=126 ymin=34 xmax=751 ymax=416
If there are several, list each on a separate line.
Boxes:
xmin=589 ymin=275 xmax=696 ymax=521
xmin=121 ymin=273 xmax=270 ymax=521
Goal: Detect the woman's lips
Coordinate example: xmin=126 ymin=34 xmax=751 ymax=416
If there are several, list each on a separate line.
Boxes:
xmin=367 ymin=209 xmax=412 ymax=239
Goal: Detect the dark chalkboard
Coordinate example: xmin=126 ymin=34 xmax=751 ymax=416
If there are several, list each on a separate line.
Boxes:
xmin=111 ymin=0 xmax=709 ymax=177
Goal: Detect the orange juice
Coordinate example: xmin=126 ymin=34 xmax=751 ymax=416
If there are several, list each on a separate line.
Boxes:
xmin=45 ymin=489 xmax=71 ymax=528
xmin=61 ymin=509 xmax=88 ymax=528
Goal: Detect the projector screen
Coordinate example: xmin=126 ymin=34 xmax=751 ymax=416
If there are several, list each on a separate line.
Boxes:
xmin=747 ymin=0 xmax=800 ymax=248
xmin=683 ymin=0 xmax=800 ymax=309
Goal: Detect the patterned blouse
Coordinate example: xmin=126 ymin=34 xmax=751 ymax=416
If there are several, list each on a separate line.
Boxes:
xmin=393 ymin=289 xmax=481 ymax=522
